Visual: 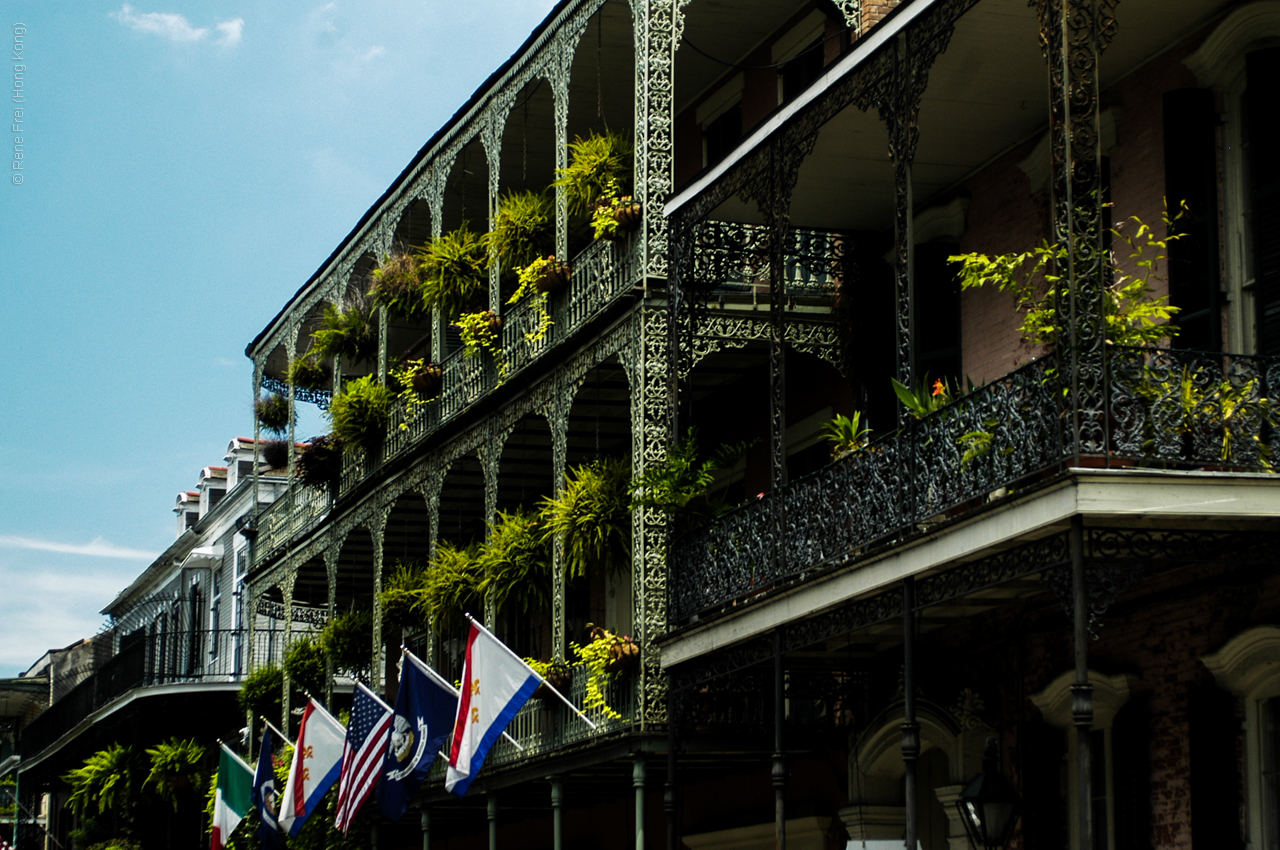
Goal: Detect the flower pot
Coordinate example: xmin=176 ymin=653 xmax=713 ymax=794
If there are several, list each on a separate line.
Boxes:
xmin=537 ymin=262 xmax=571 ymax=294
xmin=487 ymin=312 xmax=504 ymax=334
xmin=410 ymin=365 xmax=442 ymax=398
xmin=603 ymin=638 xmax=640 ymax=674
xmin=534 ymin=665 xmax=572 ymax=700
xmin=612 ymin=202 xmax=643 ymax=233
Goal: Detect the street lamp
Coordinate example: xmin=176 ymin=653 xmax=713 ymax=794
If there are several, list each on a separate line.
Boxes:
xmin=956 ymin=737 xmax=1022 ymax=850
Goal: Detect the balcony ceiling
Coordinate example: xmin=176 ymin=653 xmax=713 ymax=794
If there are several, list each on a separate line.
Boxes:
xmin=697 ymin=0 xmax=1233 ymax=233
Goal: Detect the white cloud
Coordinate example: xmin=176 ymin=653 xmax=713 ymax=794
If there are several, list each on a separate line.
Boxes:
xmin=0 ymin=535 xmax=159 ymax=560
xmin=310 ymin=2 xmax=339 ymax=35
xmin=215 ymin=18 xmax=244 ymax=46
xmin=360 ymin=46 xmax=385 ymax=62
xmin=111 ymin=5 xmax=243 ymax=46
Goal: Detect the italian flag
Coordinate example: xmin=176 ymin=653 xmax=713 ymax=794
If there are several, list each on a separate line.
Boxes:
xmin=212 ymin=743 xmax=254 ymax=850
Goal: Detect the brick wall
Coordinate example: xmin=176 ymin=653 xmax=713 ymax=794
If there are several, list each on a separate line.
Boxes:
xmin=862 ymin=1 xmax=900 ymax=33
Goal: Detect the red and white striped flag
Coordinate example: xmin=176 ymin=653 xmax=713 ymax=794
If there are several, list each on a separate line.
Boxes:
xmin=334 ymin=682 xmax=394 ymax=833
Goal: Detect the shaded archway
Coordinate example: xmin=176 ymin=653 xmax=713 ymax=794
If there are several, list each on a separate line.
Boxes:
xmin=494 ymin=413 xmax=555 ymax=659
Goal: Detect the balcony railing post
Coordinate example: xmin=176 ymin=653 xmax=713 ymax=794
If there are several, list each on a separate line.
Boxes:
xmin=1039 ymin=0 xmax=1112 ymax=461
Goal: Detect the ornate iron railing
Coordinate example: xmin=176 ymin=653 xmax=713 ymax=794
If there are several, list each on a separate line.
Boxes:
xmin=479 ymin=661 xmax=634 ymax=769
xmin=685 ymin=221 xmax=842 ymax=298
xmin=262 ymin=376 xmax=332 ymax=411
xmin=1106 ymin=346 xmax=1280 ymax=468
xmin=671 ymin=346 xmax=1280 ymax=624
xmin=671 ymin=358 xmax=1066 ymax=622
xmin=256 ymin=482 xmax=332 ymax=562
xmin=20 ymin=629 xmax=285 ymax=758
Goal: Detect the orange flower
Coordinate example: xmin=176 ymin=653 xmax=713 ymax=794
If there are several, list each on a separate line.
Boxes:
xmin=931 ymin=379 xmax=946 ymax=397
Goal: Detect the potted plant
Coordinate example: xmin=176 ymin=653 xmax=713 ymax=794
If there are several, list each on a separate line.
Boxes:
xmin=329 ymin=375 xmax=393 ymax=451
xmin=288 ymin=352 xmax=332 ymax=391
xmin=822 ymin=411 xmax=872 ymax=460
xmin=143 ymin=738 xmax=206 ymax=810
xmin=295 ymin=435 xmax=342 ymax=490
xmin=592 ymin=195 xmax=642 ymax=241
xmin=419 ymin=540 xmax=485 ymax=636
xmin=525 ymin=658 xmax=573 ymax=701
xmin=569 ymin=624 xmax=632 ymax=719
xmin=261 ymin=439 xmax=290 ymax=470
xmin=237 ymin=663 xmax=284 ymax=719
xmin=419 ymin=226 xmax=490 ymax=320
xmin=628 ymin=427 xmax=755 ymax=535
xmin=553 ymin=130 xmax=633 ymax=216
xmin=487 ymin=190 xmax=555 ymax=273
xmin=370 ymin=252 xmax=430 ymax=322
xmin=538 ymin=456 xmax=631 ymax=579
xmin=379 ymin=560 xmax=431 ymax=636
xmin=283 ymin=634 xmax=327 ymax=696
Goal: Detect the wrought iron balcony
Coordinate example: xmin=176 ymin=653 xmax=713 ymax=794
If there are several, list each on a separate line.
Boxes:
xmin=684 ymin=220 xmax=842 ymax=299
xmin=20 ymin=629 xmax=285 ymax=759
xmin=670 ymin=346 xmax=1280 ymax=625
xmin=255 ymin=482 xmax=332 ymax=564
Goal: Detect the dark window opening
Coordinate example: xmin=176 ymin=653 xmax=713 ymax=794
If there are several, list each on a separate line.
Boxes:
xmin=781 ymin=39 xmax=824 ymax=103
xmin=914 ymin=242 xmax=962 ymax=387
xmin=703 ymin=102 xmax=743 ymax=169
xmin=1247 ymin=48 xmax=1280 ymax=355
xmin=1089 ymin=729 xmax=1110 ymax=850
xmin=1164 ymin=87 xmax=1222 ymax=351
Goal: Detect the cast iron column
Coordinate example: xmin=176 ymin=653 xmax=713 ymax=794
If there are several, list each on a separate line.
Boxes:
xmin=1070 ymin=516 xmax=1094 ymax=850
xmin=488 ymin=794 xmax=498 ymax=850
xmin=773 ymin=629 xmax=786 ymax=850
xmin=421 ymin=809 xmax=430 ymax=850
xmin=551 ymin=777 xmax=564 ymax=850
xmin=902 ymin=577 xmax=920 ymax=850
xmin=635 ymin=755 xmax=647 ymax=850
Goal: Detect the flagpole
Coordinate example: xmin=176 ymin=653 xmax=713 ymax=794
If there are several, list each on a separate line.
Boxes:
xmin=217 ymin=740 xmax=255 ymax=773
xmin=259 ymin=716 xmax=294 ymax=747
xmin=464 ymin=614 xmax=599 ymax=731
xmin=356 ymin=679 xmax=394 ymax=712
xmin=401 ymin=647 xmax=526 ymax=751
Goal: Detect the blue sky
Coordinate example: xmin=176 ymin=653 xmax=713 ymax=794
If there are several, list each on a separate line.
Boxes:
xmin=0 ymin=0 xmax=557 ymax=676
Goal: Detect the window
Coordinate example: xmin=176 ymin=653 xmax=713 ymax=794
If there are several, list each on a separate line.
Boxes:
xmin=1247 ymin=48 xmax=1280 ymax=355
xmin=236 ymin=549 xmax=247 ymax=577
xmin=780 ymin=38 xmax=824 ymax=103
xmin=914 ymin=242 xmax=962 ymax=386
xmin=703 ymin=102 xmax=743 ymax=169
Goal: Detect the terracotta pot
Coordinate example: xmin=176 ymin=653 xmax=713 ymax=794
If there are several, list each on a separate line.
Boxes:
xmin=612 ymin=202 xmax=643 ymax=233
xmin=410 ymin=366 xmax=442 ymax=398
xmin=487 ymin=312 xmax=503 ymax=334
xmin=536 ymin=262 xmax=571 ymax=294
xmin=603 ymin=638 xmax=640 ymax=674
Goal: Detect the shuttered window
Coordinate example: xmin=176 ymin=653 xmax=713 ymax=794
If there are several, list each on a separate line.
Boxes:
xmin=1247 ymin=48 xmax=1280 ymax=354
xmin=1163 ymin=88 xmax=1222 ymax=351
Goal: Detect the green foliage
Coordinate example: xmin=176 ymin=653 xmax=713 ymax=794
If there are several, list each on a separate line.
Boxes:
xmin=0 ymin=777 xmax=14 ymax=817
xmin=823 ymin=412 xmax=872 ymax=460
xmin=143 ymin=738 xmax=206 ymax=811
xmin=83 ymin=841 xmax=143 ymax=850
xmin=1135 ymin=366 xmax=1274 ymax=467
xmin=553 ymin=130 xmax=632 ymax=216
xmin=477 ymin=508 xmax=551 ymax=617
xmin=255 ymin=393 xmax=293 ymax=434
xmin=950 ymin=205 xmax=1184 ymax=351
xmin=370 ymin=252 xmax=430 ymax=322
xmin=420 ymin=541 xmax=485 ymax=635
xmin=455 ymin=310 xmax=502 ymax=360
xmin=295 ymin=434 xmax=343 ymax=489
xmin=891 ymin=376 xmax=954 ymax=420
xmin=378 ymin=560 xmax=431 ymax=636
xmin=205 ymin=745 xmax=293 ymax=850
xmin=568 ymin=626 xmax=631 ymax=719
xmin=283 ymin=635 xmax=327 ymax=697
xmin=329 ymin=375 xmax=393 ymax=450
xmin=287 ymin=353 xmax=332 ymax=391
xmin=237 ymin=664 xmax=283 ymax=719
xmin=506 ymin=258 xmax=555 ymax=346
xmin=320 ymin=610 xmax=374 ymax=676
xmin=539 ymin=457 xmax=631 ymax=579
xmin=310 ymin=295 xmax=379 ymax=365
xmin=65 ymin=743 xmax=136 ymax=817
xmin=419 ymin=226 xmax=489 ymax=321
xmin=589 ymin=195 xmax=638 ymax=240
xmin=628 ymin=428 xmax=753 ymax=534
xmin=488 ymin=190 xmax=554 ymax=272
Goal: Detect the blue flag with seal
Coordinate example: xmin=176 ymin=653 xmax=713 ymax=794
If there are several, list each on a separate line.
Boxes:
xmin=250 ymin=726 xmax=281 ymax=849
xmin=377 ymin=649 xmax=459 ymax=821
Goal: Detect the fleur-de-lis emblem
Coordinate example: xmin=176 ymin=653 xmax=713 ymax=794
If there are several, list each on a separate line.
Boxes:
xmin=471 ymin=679 xmax=481 ymax=695
xmin=471 ymin=707 xmax=480 ymax=724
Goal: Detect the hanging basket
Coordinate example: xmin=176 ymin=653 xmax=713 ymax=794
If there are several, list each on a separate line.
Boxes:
xmin=611 ymin=202 xmax=643 ymax=234
xmin=603 ymin=636 xmax=640 ymax=674
xmin=536 ymin=261 xmax=571 ymax=294
xmin=409 ymin=364 xmax=442 ymax=399
xmin=534 ymin=664 xmax=573 ymax=700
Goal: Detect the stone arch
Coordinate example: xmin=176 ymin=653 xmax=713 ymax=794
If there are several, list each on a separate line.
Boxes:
xmin=845 ymin=700 xmax=989 ymax=850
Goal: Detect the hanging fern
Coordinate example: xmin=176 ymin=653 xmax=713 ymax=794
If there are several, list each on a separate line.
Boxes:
xmin=552 ymin=131 xmax=633 ymax=216
xmin=65 ymin=743 xmax=136 ymax=817
xmin=255 ymin=394 xmax=293 ymax=434
xmin=288 ymin=353 xmax=332 ymax=391
xmin=539 ymin=457 xmax=631 ymax=580
xmin=329 ymin=376 xmax=393 ymax=450
xmin=418 ymin=226 xmax=489 ymax=321
xmin=477 ymin=507 xmax=551 ymax=617
xmin=310 ymin=294 xmax=379 ymax=365
xmin=143 ymin=738 xmax=207 ymax=811
xmin=320 ymin=610 xmax=374 ymax=676
xmin=283 ymin=635 xmax=327 ymax=696
xmin=379 ymin=560 xmax=431 ymax=635
xmin=237 ymin=664 xmax=284 ymax=719
xmin=295 ymin=435 xmax=342 ymax=489
xmin=370 ymin=252 xmax=430 ymax=322
xmin=420 ymin=541 xmax=485 ymax=635
xmin=487 ymin=190 xmax=554 ymax=272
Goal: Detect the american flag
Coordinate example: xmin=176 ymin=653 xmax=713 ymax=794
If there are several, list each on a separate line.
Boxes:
xmin=334 ymin=682 xmax=394 ymax=833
